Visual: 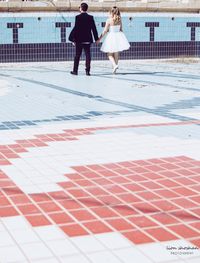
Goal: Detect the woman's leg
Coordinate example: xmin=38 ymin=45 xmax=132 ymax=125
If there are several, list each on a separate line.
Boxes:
xmin=107 ymin=53 xmax=117 ymax=68
xmin=113 ymin=52 xmax=119 ymax=65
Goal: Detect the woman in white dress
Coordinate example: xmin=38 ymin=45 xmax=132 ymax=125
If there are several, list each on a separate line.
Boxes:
xmin=97 ymin=6 xmax=130 ymax=74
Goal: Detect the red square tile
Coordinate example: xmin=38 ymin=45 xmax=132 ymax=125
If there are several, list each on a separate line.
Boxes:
xmin=146 ymin=165 xmax=165 ymax=172
xmin=83 ymin=220 xmax=112 ymax=234
xmin=81 ymin=171 xmax=101 ymax=179
xmin=151 ymin=213 xmax=179 ymax=225
xmin=92 ymin=207 xmax=118 ymax=218
xmin=10 ymin=194 xmax=31 ymax=205
xmin=175 ymin=156 xmax=194 ymax=161
xmin=174 ymin=177 xmax=196 ymax=185
xmin=138 ymin=191 xmax=161 ymax=201
xmin=158 ymin=170 xmax=180 ymax=178
xmin=127 ymin=174 xmax=147 ymax=182
xmin=97 ymin=195 xmax=121 ymax=205
xmin=3 ymin=187 xmax=23 ymax=196
xmin=107 ymin=185 xmax=126 ymax=194
xmin=0 ymin=196 xmax=11 ymax=206
xmin=189 ymin=222 xmax=200 ymax=232
xmin=0 ymin=180 xmax=15 ymax=187
xmin=190 ymin=195 xmax=200 ymax=205
xmin=75 ymin=179 xmax=95 ymax=187
xmin=17 ymin=204 xmax=41 ymax=215
xmin=65 ymin=173 xmax=84 ymax=180
xmin=172 ymin=198 xmax=198 ymax=209
xmin=26 ymin=214 xmax=51 ymax=226
xmin=86 ymin=164 xmax=105 ymax=171
xmin=87 ymin=187 xmax=108 ymax=196
xmin=147 ymin=158 xmax=167 ymax=164
xmin=142 ymin=181 xmax=162 ymax=190
xmin=38 ymin=201 xmax=62 ymax=213
xmin=157 ymin=179 xmax=180 ymax=188
xmin=151 ymin=200 xmax=179 ymax=211
xmin=30 ymin=193 xmax=51 ymax=202
xmin=107 ymin=218 xmax=134 ymax=231
xmin=154 ymin=189 xmax=179 ymax=198
xmin=132 ymin=160 xmax=151 ymax=166
xmin=146 ymin=227 xmax=178 ymax=241
xmin=118 ymin=161 xmax=136 ymax=168
xmin=134 ymin=202 xmax=158 ymax=214
xmin=59 ymin=200 xmax=83 ymax=210
xmin=169 ymin=224 xmax=200 ymax=238
xmin=190 ymin=208 xmax=200 ymax=217
xmin=109 ymin=176 xmax=130 ymax=184
xmin=123 ymin=230 xmax=154 ymax=244
xmin=173 ymin=187 xmax=197 ymax=196
xmin=77 ymin=197 xmax=101 ymax=208
xmin=48 ymin=191 xmax=71 ymax=201
xmin=115 ymin=168 xmax=132 ymax=176
xmin=142 ymin=172 xmax=163 ymax=180
xmin=58 ymin=181 xmax=77 ymax=189
xmin=0 ymin=206 xmax=19 ymax=217
xmin=93 ymin=178 xmax=112 ymax=185
xmin=128 ymin=215 xmax=158 ymax=228
xmin=70 ymin=209 xmax=97 ymax=221
xmin=61 ymin=223 xmax=89 ymax=237
xmin=99 ymin=170 xmax=118 ymax=177
xmin=117 ymin=193 xmax=142 ymax=203
xmin=123 ymin=183 xmax=146 ymax=192
xmin=67 ymin=189 xmax=89 ymax=198
xmin=171 ymin=210 xmax=198 ymax=222
xmin=191 ymin=239 xmax=200 ymax=248
xmin=175 ymin=169 xmax=195 ymax=176
xmin=159 ymin=163 xmax=180 ymax=170
xmin=0 ymin=160 xmax=11 ymax=165
xmin=129 ymin=167 xmax=150 ymax=174
xmin=102 ymin=163 xmax=121 ymax=170
xmin=49 ymin=212 xmax=74 ymax=224
xmin=113 ymin=204 xmax=138 ymax=216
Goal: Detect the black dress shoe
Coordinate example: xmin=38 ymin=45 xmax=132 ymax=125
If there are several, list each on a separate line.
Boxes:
xmin=70 ymin=71 xmax=78 ymax=75
xmin=86 ymin=71 xmax=90 ymax=76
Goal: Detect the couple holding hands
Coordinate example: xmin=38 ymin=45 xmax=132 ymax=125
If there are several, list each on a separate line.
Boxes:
xmin=69 ymin=3 xmax=130 ymax=76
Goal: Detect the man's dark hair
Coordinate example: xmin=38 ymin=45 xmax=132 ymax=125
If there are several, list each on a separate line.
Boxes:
xmin=80 ymin=2 xmax=88 ymax=12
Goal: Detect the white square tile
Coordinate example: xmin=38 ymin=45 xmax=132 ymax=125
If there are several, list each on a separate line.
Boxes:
xmin=45 ymin=239 xmax=78 ymax=256
xmin=11 ymin=228 xmax=40 ymax=244
xmin=34 ymin=225 xmax=66 ymax=241
xmin=114 ymin=247 xmax=152 ymax=263
xmin=20 ymin=242 xmax=53 ymax=260
xmin=86 ymin=251 xmax=122 ymax=263
xmin=71 ymin=235 xmax=105 ymax=253
xmin=31 ymin=258 xmax=60 ymax=263
xmin=0 ymin=231 xmax=15 ymax=246
xmin=95 ymin=233 xmax=132 ymax=250
xmin=1 ymin=216 xmax=30 ymax=230
xmin=185 ymin=257 xmax=200 ymax=263
xmin=0 ymin=245 xmax=27 ymax=262
xmin=59 ymin=254 xmax=91 ymax=263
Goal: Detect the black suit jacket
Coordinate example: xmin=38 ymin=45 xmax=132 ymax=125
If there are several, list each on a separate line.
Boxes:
xmin=69 ymin=13 xmax=98 ymax=43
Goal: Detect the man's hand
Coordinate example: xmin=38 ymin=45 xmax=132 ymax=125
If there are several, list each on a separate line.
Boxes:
xmin=95 ymin=39 xmax=100 ymax=45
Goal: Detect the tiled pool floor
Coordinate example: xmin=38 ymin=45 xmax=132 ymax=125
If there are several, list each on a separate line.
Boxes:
xmin=0 ymin=59 xmax=200 ymax=262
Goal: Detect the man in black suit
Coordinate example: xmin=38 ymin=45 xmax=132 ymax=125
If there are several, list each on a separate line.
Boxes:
xmin=69 ymin=3 xmax=99 ymax=76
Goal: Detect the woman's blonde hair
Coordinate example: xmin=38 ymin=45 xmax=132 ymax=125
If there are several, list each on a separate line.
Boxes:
xmin=110 ymin=6 xmax=121 ymax=25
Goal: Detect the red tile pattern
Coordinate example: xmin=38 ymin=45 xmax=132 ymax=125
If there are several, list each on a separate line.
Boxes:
xmin=0 ymin=126 xmax=200 ymax=247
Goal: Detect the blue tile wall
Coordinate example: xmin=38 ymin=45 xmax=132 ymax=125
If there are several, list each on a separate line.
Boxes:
xmin=0 ymin=13 xmax=199 ymax=62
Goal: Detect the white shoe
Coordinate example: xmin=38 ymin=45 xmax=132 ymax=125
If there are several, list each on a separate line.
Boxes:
xmin=113 ymin=65 xmax=118 ymax=74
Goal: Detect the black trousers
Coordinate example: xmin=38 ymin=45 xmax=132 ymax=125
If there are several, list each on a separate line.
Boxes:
xmin=73 ymin=43 xmax=91 ymax=73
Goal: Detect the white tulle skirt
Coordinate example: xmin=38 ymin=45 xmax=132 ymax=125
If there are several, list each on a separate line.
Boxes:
xmin=100 ymin=31 xmax=130 ymax=53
